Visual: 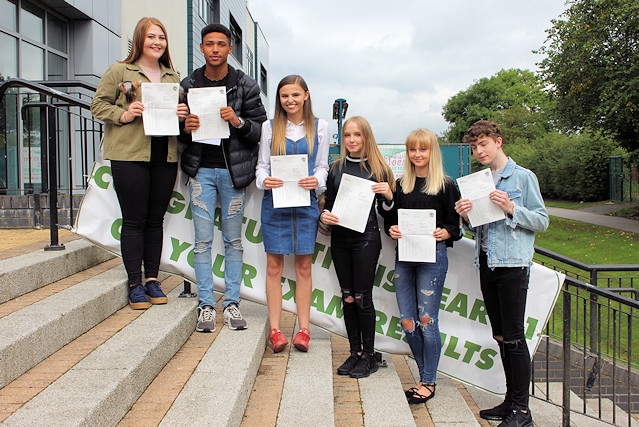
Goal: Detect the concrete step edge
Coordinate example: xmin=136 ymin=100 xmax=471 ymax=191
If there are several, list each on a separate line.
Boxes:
xmin=0 ymin=239 xmax=114 ymax=304
xmin=533 ymin=382 xmax=610 ymax=426
xmin=160 ymin=299 xmax=269 ymax=427
xmin=2 ymin=285 xmax=197 ymax=427
xmin=0 ymin=265 xmax=128 ymax=389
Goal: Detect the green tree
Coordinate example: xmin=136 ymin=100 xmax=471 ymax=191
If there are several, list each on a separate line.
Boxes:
xmin=537 ymin=0 xmax=639 ymax=152
xmin=442 ymin=69 xmax=553 ymax=144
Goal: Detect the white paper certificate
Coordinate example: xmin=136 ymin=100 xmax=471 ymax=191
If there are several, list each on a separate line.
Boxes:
xmin=187 ymin=87 xmax=230 ymax=143
xmin=397 ymin=209 xmax=437 ymax=262
xmin=271 ymin=154 xmax=310 ymax=208
xmin=456 ymin=168 xmax=506 ymax=227
xmin=331 ymin=174 xmax=375 ymax=233
xmin=141 ymin=83 xmax=179 ymax=136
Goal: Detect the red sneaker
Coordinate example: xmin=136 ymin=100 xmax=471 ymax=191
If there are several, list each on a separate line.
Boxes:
xmin=269 ymin=328 xmax=288 ymax=353
xmin=292 ymin=328 xmax=310 ymax=352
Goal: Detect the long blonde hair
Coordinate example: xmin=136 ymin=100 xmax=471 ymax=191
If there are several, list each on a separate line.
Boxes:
xmin=332 ymin=116 xmax=395 ymax=191
xmin=271 ymin=75 xmax=316 ymax=155
xmin=400 ymin=128 xmax=447 ymax=195
xmin=121 ymin=17 xmax=174 ymax=69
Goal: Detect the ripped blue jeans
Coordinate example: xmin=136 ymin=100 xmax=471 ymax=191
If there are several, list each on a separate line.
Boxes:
xmin=394 ymin=241 xmax=448 ymax=384
xmin=190 ymin=167 xmax=245 ymax=309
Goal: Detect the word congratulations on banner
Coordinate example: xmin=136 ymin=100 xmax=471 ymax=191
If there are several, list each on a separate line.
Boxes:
xmin=74 ymin=160 xmax=564 ymax=394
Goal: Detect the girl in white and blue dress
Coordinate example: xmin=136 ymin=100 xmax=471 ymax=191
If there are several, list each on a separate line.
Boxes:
xmin=255 ymin=75 xmax=329 ymax=353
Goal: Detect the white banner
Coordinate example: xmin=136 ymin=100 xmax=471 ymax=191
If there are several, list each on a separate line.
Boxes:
xmin=74 ymin=159 xmax=564 ymax=395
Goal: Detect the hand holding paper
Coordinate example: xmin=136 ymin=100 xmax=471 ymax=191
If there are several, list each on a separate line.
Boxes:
xmin=456 ymin=169 xmax=506 ymax=227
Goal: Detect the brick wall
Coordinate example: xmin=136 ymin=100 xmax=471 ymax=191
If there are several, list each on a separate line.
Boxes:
xmin=0 ymin=194 xmax=83 ymax=228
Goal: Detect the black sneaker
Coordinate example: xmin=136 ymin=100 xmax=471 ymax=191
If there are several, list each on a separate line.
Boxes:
xmin=479 ymin=400 xmax=512 ymax=421
xmin=498 ymin=409 xmax=533 ymax=427
xmin=349 ymin=352 xmax=378 ymax=378
xmin=337 ymin=353 xmax=360 ymax=376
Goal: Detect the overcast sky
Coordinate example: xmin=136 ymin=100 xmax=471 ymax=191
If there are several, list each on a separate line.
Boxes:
xmin=247 ymin=0 xmax=567 ymax=144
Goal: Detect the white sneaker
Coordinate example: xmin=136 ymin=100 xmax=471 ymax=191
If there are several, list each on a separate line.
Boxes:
xmin=196 ymin=305 xmax=216 ymax=332
xmin=223 ymin=304 xmax=247 ymax=330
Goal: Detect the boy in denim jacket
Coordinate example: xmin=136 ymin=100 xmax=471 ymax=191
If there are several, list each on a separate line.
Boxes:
xmin=455 ymin=120 xmax=548 ymax=427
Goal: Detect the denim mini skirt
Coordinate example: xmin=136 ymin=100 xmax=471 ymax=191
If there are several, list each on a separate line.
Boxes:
xmin=260 ymin=190 xmax=319 ymax=255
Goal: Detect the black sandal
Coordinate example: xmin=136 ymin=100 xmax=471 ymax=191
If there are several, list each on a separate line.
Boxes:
xmin=404 ymin=382 xmax=423 ymax=397
xmin=407 ymin=383 xmax=436 ymax=404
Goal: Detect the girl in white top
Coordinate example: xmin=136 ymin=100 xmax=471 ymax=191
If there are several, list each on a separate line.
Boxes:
xmin=255 ymin=74 xmax=329 ymax=353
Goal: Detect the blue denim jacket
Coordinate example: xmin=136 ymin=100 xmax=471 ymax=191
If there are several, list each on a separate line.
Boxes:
xmin=468 ymin=158 xmax=549 ymax=268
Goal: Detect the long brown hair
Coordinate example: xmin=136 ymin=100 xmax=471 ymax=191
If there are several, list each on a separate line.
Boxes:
xmin=332 ymin=116 xmax=395 ymax=191
xmin=271 ymin=75 xmax=316 ymax=155
xmin=121 ymin=17 xmax=174 ymax=69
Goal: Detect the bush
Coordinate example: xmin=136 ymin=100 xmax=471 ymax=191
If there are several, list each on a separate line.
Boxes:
xmin=504 ymin=132 xmax=623 ymax=201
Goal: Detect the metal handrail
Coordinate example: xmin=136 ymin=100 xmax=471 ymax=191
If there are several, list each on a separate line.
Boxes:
xmin=0 ymin=78 xmax=98 ymax=249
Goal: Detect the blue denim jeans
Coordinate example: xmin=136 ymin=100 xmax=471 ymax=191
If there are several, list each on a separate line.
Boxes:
xmin=394 ymin=241 xmax=448 ymax=384
xmin=190 ymin=167 xmax=245 ymax=309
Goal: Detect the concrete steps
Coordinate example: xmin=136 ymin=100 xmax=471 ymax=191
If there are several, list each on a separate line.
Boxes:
xmin=1 ymin=239 xmax=630 ymax=426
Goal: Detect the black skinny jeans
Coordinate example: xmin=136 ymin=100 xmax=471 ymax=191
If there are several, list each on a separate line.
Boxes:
xmin=331 ymin=230 xmax=381 ymax=355
xmin=110 ymin=138 xmax=177 ymax=285
xmin=479 ymin=250 xmax=531 ymax=410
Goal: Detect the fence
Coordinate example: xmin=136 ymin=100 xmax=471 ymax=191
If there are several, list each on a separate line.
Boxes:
xmin=534 ymin=246 xmax=639 ymax=426
xmin=610 ymin=156 xmax=639 ymax=203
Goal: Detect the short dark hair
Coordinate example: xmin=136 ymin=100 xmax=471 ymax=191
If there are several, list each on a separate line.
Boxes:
xmin=463 ymin=120 xmax=502 ymax=143
xmin=201 ymin=23 xmax=232 ymax=44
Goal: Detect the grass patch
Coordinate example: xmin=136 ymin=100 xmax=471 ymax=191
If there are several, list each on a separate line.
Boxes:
xmin=544 ymin=200 xmax=604 ymax=209
xmin=536 ymin=217 xmax=639 ymax=264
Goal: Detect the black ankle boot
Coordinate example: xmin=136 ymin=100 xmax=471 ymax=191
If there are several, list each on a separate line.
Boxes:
xmin=349 ymin=352 xmax=378 ymax=378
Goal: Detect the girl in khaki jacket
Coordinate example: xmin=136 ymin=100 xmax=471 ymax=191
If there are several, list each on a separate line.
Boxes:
xmin=91 ymin=17 xmax=188 ymax=309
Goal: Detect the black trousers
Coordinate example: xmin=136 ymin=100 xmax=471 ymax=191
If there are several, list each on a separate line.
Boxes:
xmin=110 ymin=138 xmax=177 ymax=285
xmin=331 ymin=231 xmax=381 ymax=355
xmin=479 ymin=250 xmax=531 ymax=410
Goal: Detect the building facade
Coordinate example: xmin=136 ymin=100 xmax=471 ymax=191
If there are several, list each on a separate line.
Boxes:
xmin=0 ymin=0 xmax=268 ymax=198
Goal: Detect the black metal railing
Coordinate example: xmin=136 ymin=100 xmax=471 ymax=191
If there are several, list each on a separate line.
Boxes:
xmin=533 ymin=246 xmax=639 ymax=426
xmin=0 ymin=78 xmax=102 ymax=248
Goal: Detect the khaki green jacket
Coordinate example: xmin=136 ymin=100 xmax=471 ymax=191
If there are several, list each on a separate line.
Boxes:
xmin=91 ymin=62 xmax=180 ymax=162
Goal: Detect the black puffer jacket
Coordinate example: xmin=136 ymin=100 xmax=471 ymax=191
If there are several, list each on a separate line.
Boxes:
xmin=179 ymin=65 xmax=267 ymax=189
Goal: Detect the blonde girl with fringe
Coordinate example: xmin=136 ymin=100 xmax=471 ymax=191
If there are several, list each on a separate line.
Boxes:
xmin=320 ymin=116 xmax=394 ymax=378
xmin=255 ymin=75 xmax=330 ymax=353
xmin=381 ymin=128 xmax=461 ymax=404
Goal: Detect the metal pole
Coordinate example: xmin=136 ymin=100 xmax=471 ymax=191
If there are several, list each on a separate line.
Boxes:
xmin=45 ymin=105 xmax=64 ymax=251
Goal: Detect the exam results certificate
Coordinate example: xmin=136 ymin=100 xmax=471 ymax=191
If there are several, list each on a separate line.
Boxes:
xmin=187 ymin=87 xmax=230 ymax=144
xmin=141 ymin=83 xmax=179 ymax=136
xmin=331 ymin=173 xmax=375 ymax=233
xmin=397 ymin=209 xmax=436 ymax=262
xmin=456 ymin=169 xmax=506 ymax=227
xmin=271 ymin=154 xmax=310 ymax=208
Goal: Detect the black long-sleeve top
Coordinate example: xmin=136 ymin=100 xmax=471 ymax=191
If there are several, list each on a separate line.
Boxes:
xmin=381 ymin=176 xmax=462 ymax=247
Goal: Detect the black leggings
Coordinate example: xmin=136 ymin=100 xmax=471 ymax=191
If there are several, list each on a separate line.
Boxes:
xmin=331 ymin=232 xmax=381 ymax=355
xmin=110 ymin=139 xmax=177 ymax=285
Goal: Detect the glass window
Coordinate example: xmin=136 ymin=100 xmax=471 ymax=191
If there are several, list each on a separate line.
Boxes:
xmin=0 ymin=0 xmax=17 ymax=31
xmin=0 ymin=32 xmax=17 ymax=80
xmin=47 ymin=52 xmax=66 ymax=80
xmin=229 ymin=15 xmax=242 ymax=64
xmin=260 ymin=65 xmax=268 ymax=96
xmin=20 ymin=1 xmax=43 ymax=43
xmin=46 ymin=14 xmax=67 ymax=53
xmin=21 ymin=41 xmax=43 ymax=80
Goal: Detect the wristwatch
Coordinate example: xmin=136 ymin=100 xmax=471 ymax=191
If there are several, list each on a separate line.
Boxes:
xmin=234 ymin=117 xmax=245 ymax=128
